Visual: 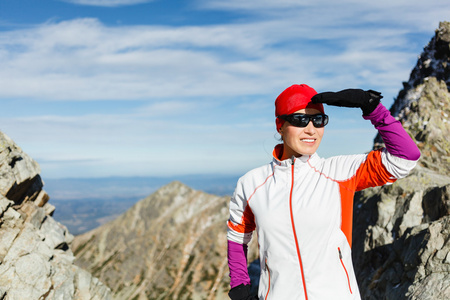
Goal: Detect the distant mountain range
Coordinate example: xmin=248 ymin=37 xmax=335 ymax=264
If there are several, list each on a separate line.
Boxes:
xmin=48 ymin=174 xmax=240 ymax=234
xmin=45 ymin=174 xmax=240 ymax=200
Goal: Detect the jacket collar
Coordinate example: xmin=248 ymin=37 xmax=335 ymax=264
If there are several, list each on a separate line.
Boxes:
xmin=272 ymin=144 xmax=320 ymax=168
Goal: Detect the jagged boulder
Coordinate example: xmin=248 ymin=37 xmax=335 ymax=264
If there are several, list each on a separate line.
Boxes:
xmin=353 ymin=21 xmax=450 ymax=300
xmin=353 ymin=167 xmax=450 ymax=299
xmin=355 ymin=214 xmax=450 ymax=300
xmin=0 ymin=131 xmax=112 ymax=299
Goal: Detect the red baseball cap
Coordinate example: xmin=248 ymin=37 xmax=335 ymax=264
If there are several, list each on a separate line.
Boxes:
xmin=275 ymin=84 xmax=324 ymax=131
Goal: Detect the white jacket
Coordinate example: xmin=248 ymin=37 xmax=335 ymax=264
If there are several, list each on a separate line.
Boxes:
xmin=227 ymin=144 xmax=417 ymax=299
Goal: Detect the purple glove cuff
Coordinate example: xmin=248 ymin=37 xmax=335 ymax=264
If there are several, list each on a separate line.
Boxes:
xmin=363 ymin=104 xmax=420 ymax=160
xmin=228 ymin=240 xmax=250 ymax=288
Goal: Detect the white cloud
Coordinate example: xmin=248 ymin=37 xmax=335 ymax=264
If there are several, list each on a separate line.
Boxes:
xmin=199 ymin=0 xmax=449 ymax=16
xmin=197 ymin=0 xmax=450 ymax=41
xmin=0 ymin=18 xmax=284 ymax=100
xmin=62 ymin=0 xmax=155 ymax=7
xmin=1 ymin=2 xmax=448 ymax=178
xmin=0 ymin=15 xmax=436 ymax=103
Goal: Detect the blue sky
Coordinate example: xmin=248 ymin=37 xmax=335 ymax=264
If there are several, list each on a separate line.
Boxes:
xmin=0 ymin=0 xmax=449 ymax=179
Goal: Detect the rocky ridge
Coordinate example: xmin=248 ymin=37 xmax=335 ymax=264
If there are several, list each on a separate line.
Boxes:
xmin=375 ymin=21 xmax=450 ymax=174
xmin=390 ymin=21 xmax=450 ymax=117
xmin=0 ymin=131 xmax=112 ymax=299
xmin=353 ymin=21 xmax=450 ymax=299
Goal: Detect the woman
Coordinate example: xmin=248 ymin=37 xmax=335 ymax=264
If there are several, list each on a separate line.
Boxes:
xmin=227 ymin=84 xmax=420 ymax=300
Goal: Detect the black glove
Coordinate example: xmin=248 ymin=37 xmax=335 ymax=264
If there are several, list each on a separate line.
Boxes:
xmin=228 ymin=284 xmax=256 ymax=300
xmin=311 ymin=89 xmax=383 ymax=116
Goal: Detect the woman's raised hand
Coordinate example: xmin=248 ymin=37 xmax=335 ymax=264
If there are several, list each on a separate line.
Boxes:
xmin=311 ymin=89 xmax=383 ymax=115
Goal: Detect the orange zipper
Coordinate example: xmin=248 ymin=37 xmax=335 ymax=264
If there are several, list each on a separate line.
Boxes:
xmin=289 ymin=158 xmax=308 ymax=300
xmin=338 ymin=247 xmax=353 ymax=294
xmin=265 ymin=259 xmax=271 ymax=300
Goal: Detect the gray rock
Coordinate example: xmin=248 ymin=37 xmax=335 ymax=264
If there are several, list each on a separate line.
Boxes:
xmin=0 ymin=227 xmax=20 ymax=261
xmin=354 ymin=216 xmax=450 ymax=300
xmin=0 ymin=195 xmax=13 ymax=215
xmin=0 ymin=131 xmax=112 ymax=299
xmin=353 ymin=21 xmax=450 ymax=300
xmin=34 ymin=189 xmax=50 ymax=207
xmin=41 ymin=215 xmax=70 ymax=250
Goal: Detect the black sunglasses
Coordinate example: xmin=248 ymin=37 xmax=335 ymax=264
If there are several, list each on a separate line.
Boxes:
xmin=278 ymin=113 xmax=329 ymax=128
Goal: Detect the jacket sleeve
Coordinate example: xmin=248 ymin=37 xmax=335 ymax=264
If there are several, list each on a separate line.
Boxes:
xmin=227 ymin=178 xmax=255 ymax=288
xmin=228 ymin=240 xmax=251 ymax=288
xmin=227 ymin=178 xmax=255 ymax=244
xmin=363 ymin=103 xmax=420 ymax=179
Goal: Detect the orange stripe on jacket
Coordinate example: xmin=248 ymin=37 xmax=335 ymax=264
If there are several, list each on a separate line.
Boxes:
xmin=354 ymin=150 xmax=396 ymax=191
xmin=339 ymin=149 xmax=396 ymax=246
xmin=228 ymin=205 xmax=256 ymax=233
xmin=228 ymin=173 xmax=273 ymax=234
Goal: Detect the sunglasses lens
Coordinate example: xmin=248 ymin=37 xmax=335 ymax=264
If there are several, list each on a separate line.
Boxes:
xmin=292 ymin=115 xmax=309 ymax=127
xmin=312 ymin=115 xmax=325 ymax=127
xmin=321 ymin=115 xmax=329 ymax=127
xmin=280 ymin=114 xmax=328 ymax=128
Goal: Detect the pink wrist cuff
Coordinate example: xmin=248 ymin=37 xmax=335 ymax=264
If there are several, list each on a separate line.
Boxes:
xmin=228 ymin=240 xmax=251 ymax=288
xmin=363 ymin=104 xmax=420 ymax=161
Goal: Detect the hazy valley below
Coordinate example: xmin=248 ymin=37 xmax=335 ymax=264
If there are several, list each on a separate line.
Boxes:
xmin=47 ymin=175 xmax=239 ymax=235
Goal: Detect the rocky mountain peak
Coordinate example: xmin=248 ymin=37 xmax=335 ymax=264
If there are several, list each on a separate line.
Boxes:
xmin=354 ymin=21 xmax=450 ymax=299
xmin=390 ymin=21 xmax=450 ymax=117
xmin=0 ymin=131 xmax=112 ymax=299
xmin=375 ymin=21 xmax=450 ymax=175
xmin=71 ymin=179 xmax=259 ymax=300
